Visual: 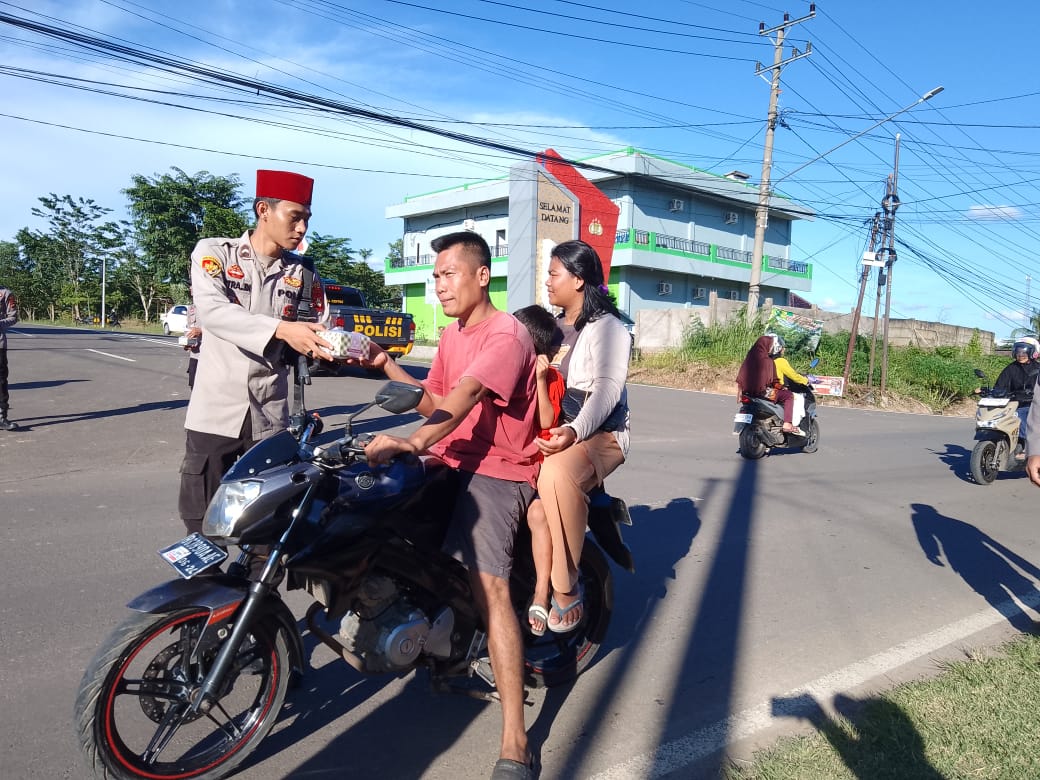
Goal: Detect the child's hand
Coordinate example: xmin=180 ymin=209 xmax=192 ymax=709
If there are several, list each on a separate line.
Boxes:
xmin=535 ymin=353 xmax=549 ymax=379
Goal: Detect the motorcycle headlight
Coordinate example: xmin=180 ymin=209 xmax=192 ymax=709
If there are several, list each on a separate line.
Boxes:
xmin=203 ymin=480 xmax=263 ymax=540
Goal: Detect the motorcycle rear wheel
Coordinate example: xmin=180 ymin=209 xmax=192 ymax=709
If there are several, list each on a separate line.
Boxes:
xmin=74 ymin=608 xmax=289 ymax=780
xmin=520 ymin=542 xmax=613 ymax=689
xmin=738 ymin=425 xmax=767 ymax=459
xmin=970 ymin=440 xmax=999 ymax=485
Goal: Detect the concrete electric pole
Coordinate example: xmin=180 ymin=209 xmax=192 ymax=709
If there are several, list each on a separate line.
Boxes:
xmin=842 ymin=211 xmax=882 ymax=387
xmin=879 ymin=133 xmax=902 ymax=397
xmin=746 ymin=5 xmax=815 ymax=323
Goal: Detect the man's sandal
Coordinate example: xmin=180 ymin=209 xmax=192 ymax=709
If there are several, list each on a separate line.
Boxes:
xmin=491 ymin=755 xmax=534 ymax=779
xmin=527 ymin=603 xmax=549 ymax=637
xmin=547 ymin=584 xmax=584 ymax=634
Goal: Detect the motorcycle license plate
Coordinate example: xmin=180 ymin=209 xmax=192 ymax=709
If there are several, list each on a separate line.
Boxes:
xmin=733 ymin=413 xmax=753 ymax=424
xmin=158 ymin=533 xmax=228 ymax=579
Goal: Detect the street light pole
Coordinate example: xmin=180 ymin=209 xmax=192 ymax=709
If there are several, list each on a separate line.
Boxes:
xmin=748 ymin=84 xmax=944 ymax=323
xmin=101 ymin=254 xmax=106 ymax=328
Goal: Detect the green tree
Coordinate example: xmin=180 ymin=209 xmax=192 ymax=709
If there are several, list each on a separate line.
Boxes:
xmin=18 ymin=195 xmax=126 ymax=320
xmin=13 ymin=229 xmax=63 ymax=319
xmin=124 ymin=168 xmax=249 ymax=291
xmin=386 ymin=238 xmax=403 ymax=269
xmin=307 ymin=233 xmax=402 ymax=309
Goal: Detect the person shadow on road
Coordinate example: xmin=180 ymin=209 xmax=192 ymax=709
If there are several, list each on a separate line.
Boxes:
xmin=911 ymin=502 xmax=1040 ymax=633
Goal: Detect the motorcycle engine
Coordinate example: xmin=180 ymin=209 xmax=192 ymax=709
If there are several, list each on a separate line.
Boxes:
xmin=338 ymin=575 xmax=454 ymax=673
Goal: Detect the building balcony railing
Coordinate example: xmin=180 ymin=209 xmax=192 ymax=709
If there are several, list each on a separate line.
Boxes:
xmin=390 ymin=242 xmax=509 ymax=268
xmin=387 ymin=229 xmax=810 ymax=278
xmin=767 ymin=256 xmax=809 ymax=274
xmin=654 ymin=233 xmax=712 ymax=256
xmin=616 ymin=227 xmax=809 ymax=277
xmin=716 ymin=246 xmax=753 ymax=264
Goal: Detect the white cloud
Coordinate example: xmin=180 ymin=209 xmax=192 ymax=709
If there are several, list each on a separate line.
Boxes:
xmin=966 ymin=204 xmax=1024 ymax=221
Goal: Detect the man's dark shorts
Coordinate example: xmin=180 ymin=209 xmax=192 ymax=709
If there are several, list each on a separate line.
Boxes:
xmin=443 ymin=471 xmax=535 ymax=580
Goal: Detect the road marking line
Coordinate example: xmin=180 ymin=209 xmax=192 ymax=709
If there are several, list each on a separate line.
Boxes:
xmin=86 ymin=348 xmax=135 ymax=362
xmin=133 ymin=336 xmax=180 ymax=347
xmin=591 ymin=590 xmax=1040 ymax=779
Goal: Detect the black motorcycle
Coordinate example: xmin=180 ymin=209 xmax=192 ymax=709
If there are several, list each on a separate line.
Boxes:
xmin=74 ymin=381 xmax=634 ymax=780
xmin=734 ymin=381 xmax=820 ymax=459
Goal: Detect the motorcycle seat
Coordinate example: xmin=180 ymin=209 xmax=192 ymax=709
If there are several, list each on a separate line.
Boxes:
xmin=750 ymin=397 xmax=784 ymax=417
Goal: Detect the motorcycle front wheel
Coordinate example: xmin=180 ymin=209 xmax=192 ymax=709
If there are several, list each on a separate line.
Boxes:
xmin=970 ymin=440 xmax=999 ymax=485
xmin=519 ymin=542 xmax=613 ymax=689
xmin=738 ymin=425 xmax=768 ymax=459
xmin=74 ymin=608 xmax=290 ymax=780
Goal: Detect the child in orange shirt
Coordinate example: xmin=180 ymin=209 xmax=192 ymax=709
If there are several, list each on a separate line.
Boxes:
xmin=514 ymin=305 xmax=566 ymax=636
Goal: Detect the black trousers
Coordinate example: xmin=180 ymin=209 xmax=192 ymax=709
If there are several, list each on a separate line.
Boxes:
xmin=178 ymin=414 xmax=253 ymax=535
xmin=0 ymin=345 xmax=8 ymax=412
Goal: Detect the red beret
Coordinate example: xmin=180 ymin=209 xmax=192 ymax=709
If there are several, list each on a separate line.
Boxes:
xmin=255 ymin=169 xmax=314 ymax=206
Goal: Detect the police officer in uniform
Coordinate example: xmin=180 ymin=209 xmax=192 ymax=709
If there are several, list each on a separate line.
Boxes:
xmin=178 ymin=169 xmax=332 ymax=536
xmin=0 ymin=283 xmax=18 ymax=431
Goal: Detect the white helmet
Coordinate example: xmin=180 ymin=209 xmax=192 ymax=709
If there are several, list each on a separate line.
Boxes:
xmin=765 ymin=332 xmax=785 ymax=357
xmin=1013 ymin=337 xmax=1040 ymax=360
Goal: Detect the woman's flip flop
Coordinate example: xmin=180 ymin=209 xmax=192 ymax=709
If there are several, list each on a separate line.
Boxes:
xmin=547 ymin=585 xmax=584 ymax=634
xmin=527 ymin=603 xmax=549 ymax=637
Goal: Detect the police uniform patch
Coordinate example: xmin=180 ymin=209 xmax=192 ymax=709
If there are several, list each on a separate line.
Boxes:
xmin=227 ymin=264 xmax=245 ymax=280
xmin=283 ymin=275 xmax=302 ymax=289
xmin=201 ymin=256 xmax=223 ymax=277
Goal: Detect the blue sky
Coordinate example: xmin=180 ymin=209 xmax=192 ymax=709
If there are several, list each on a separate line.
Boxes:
xmin=1 ymin=0 xmax=1038 ymax=340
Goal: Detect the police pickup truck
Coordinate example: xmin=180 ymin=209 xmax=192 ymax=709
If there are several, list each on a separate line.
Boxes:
xmin=322 ymin=280 xmax=415 ymax=361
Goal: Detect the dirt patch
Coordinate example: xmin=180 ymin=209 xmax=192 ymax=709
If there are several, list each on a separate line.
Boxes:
xmin=629 ymin=363 xmax=975 ymax=418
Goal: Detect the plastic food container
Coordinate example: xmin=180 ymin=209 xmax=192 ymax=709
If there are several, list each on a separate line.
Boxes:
xmin=318 ymin=328 xmax=371 ymax=359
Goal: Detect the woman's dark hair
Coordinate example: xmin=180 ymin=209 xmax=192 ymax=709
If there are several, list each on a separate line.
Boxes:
xmin=513 ymin=305 xmax=557 ymax=356
xmin=551 ymin=239 xmax=621 ymax=331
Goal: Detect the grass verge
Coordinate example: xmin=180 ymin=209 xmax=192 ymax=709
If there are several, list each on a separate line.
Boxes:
xmin=726 ymin=632 xmax=1040 ymax=780
xmin=646 ymin=320 xmax=1011 ymax=414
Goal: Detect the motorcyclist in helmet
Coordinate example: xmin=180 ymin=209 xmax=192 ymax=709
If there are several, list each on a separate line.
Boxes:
xmin=736 ymin=333 xmax=802 ymax=435
xmin=770 ymin=333 xmax=818 ymax=433
xmin=989 ymin=337 xmax=1040 ymax=459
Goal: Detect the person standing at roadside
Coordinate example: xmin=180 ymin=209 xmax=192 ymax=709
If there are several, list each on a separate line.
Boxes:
xmin=361 ymin=232 xmax=540 ymax=779
xmin=0 ymin=283 xmax=18 ymax=431
xmin=178 ymin=169 xmax=332 ymax=536
xmin=183 ymin=299 xmax=202 ymax=389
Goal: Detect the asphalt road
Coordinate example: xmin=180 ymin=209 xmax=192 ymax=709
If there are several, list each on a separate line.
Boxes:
xmin=2 ymin=324 xmax=1038 ymax=780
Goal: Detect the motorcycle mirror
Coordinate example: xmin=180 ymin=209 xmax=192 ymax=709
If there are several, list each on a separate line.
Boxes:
xmin=974 ymin=368 xmax=986 ymax=379
xmin=374 ymin=381 xmax=424 ymax=414
xmin=809 ymin=357 xmax=820 ymax=369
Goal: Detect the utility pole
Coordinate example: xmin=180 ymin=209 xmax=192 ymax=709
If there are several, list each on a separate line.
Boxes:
xmin=867 ymin=173 xmax=898 ymax=397
xmin=879 ymin=134 xmax=902 ymax=397
xmin=746 ymin=4 xmax=815 ymax=323
xmin=866 ymin=249 xmax=886 ymax=397
xmin=842 ymin=212 xmax=882 ymax=387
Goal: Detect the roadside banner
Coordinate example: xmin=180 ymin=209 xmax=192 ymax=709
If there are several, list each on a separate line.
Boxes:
xmin=810 ymin=375 xmax=845 ymax=397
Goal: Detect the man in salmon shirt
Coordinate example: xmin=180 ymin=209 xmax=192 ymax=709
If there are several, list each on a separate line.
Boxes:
xmin=363 ymin=231 xmax=540 ymax=780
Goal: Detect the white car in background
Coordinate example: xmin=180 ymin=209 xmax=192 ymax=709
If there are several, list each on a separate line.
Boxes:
xmin=161 ymin=304 xmax=189 ymax=335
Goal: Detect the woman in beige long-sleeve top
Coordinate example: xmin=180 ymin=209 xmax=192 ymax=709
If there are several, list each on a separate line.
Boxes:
xmin=537 ymin=239 xmax=631 ymax=633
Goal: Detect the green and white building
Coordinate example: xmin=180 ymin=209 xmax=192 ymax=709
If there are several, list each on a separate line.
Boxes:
xmin=384 ymin=147 xmax=814 ymax=342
